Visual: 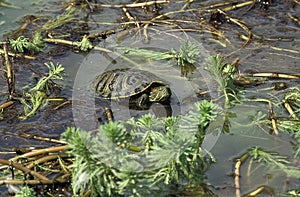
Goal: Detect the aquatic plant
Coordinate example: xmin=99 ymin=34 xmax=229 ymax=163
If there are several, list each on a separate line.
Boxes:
xmin=15 ymin=186 xmax=36 ymax=197
xmin=19 ymin=62 xmax=64 ymax=120
xmin=9 ymin=33 xmax=45 ymax=53
xmin=287 ymin=189 xmax=300 ymax=197
xmin=234 ymin=146 xmax=300 ymax=196
xmin=248 ymin=146 xmax=300 ymax=178
xmin=73 ymin=35 xmax=94 ymax=51
xmin=123 ymin=41 xmax=201 ymax=67
xmin=204 ymin=54 xmax=239 ymax=105
xmin=61 ymin=100 xmax=220 ymax=196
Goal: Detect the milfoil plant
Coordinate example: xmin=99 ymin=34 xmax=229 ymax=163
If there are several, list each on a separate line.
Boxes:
xmin=61 ymin=100 xmax=220 ymax=197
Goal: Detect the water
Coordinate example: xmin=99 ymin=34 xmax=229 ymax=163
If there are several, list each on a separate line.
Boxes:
xmin=0 ymin=1 xmax=299 ymax=196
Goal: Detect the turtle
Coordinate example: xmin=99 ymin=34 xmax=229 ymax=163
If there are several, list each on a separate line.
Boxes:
xmin=93 ymin=68 xmax=171 ymax=108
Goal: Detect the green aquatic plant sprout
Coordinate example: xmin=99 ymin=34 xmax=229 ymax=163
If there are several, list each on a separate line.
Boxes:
xmin=287 ymin=189 xmax=300 ymax=197
xmin=30 ymin=62 xmax=64 ymax=92
xmin=123 ymin=41 xmax=201 ymax=66
xmin=61 ymin=100 xmax=220 ymax=196
xmin=9 ymin=33 xmax=45 ymax=53
xmin=204 ymin=54 xmax=239 ymax=105
xmin=176 ymin=41 xmax=200 ymax=66
xmin=20 ymin=62 xmax=64 ymax=120
xmin=249 ymin=147 xmax=300 ymax=178
xmin=73 ymin=35 xmax=94 ymax=51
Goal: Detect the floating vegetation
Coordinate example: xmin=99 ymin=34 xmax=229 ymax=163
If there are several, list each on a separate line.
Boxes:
xmin=72 ymin=35 xmax=94 ymax=52
xmin=234 ymin=146 xmax=300 ymax=197
xmin=9 ymin=34 xmax=44 ymax=53
xmin=62 ymin=100 xmax=220 ymax=196
xmin=204 ymin=54 xmax=239 ymax=105
xmin=122 ymin=41 xmax=201 ymax=67
xmin=19 ymin=62 xmax=64 ymax=120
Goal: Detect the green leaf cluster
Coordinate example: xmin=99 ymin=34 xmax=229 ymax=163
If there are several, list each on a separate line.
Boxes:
xmin=61 ymin=100 xmax=220 ymax=196
xmin=122 ymin=41 xmax=200 ymax=67
xmin=204 ymin=54 xmax=239 ymax=105
xmin=287 ymin=189 xmax=300 ymax=197
xmin=176 ymin=41 xmax=200 ymax=66
xmin=15 ymin=186 xmax=36 ymax=197
xmin=9 ymin=33 xmax=45 ymax=53
xmin=73 ymin=35 xmax=93 ymax=51
xmin=249 ymin=147 xmax=300 ymax=178
xmin=20 ymin=62 xmax=64 ymax=120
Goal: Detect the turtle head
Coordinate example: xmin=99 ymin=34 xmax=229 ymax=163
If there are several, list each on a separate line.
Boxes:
xmin=149 ymin=86 xmax=171 ymax=103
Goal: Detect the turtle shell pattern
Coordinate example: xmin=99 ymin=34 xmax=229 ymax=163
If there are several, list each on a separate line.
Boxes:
xmin=93 ymin=69 xmax=166 ymax=99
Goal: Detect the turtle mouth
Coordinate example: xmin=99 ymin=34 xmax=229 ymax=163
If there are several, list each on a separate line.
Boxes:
xmin=149 ymin=86 xmax=171 ymax=102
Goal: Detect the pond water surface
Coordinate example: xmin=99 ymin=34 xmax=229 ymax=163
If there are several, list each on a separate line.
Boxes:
xmin=0 ymin=0 xmax=299 ymax=196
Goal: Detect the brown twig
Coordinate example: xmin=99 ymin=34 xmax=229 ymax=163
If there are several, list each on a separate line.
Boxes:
xmin=11 ymin=145 xmax=68 ymax=162
xmin=43 ymin=38 xmax=112 ymax=53
xmin=234 ymin=152 xmax=250 ymax=197
xmin=243 ymin=185 xmax=274 ymax=197
xmin=93 ymin=0 xmax=170 ymax=8
xmin=268 ymin=101 xmax=279 ymax=135
xmin=3 ymin=44 xmax=15 ymax=97
xmin=87 ymin=29 xmax=117 ymax=40
xmin=0 ymin=158 xmax=50 ymax=182
xmin=218 ymin=9 xmax=252 ymax=49
xmin=249 ymin=73 xmax=299 ymax=79
xmin=0 ymin=48 xmax=36 ymax=60
xmin=0 ymin=101 xmax=14 ymax=110
xmin=122 ymin=7 xmax=141 ymax=32
xmin=0 ymin=179 xmax=54 ymax=185
xmin=53 ymin=100 xmax=71 ymax=110
xmin=288 ymin=13 xmax=300 ymax=26
xmin=282 ymin=99 xmax=300 ymax=121
xmin=235 ymin=159 xmax=242 ymax=197
xmin=19 ymin=132 xmax=67 ymax=144
xmin=25 ymin=154 xmax=71 ymax=170
xmin=293 ymin=0 xmax=300 ymax=5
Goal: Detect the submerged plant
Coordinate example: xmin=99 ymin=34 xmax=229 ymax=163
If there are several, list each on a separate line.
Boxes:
xmin=248 ymin=146 xmax=300 ymax=178
xmin=20 ymin=62 xmax=64 ymax=120
xmin=123 ymin=41 xmax=200 ymax=67
xmin=30 ymin=62 xmax=64 ymax=92
xmin=9 ymin=33 xmax=45 ymax=53
xmin=61 ymin=100 xmax=220 ymax=196
xmin=287 ymin=189 xmax=300 ymax=197
xmin=204 ymin=54 xmax=239 ymax=105
xmin=37 ymin=7 xmax=76 ymax=32
xmin=73 ymin=35 xmax=93 ymax=51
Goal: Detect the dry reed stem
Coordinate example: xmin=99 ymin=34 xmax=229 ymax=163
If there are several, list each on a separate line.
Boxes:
xmin=3 ymin=44 xmax=15 ymax=96
xmin=0 ymin=158 xmax=50 ymax=181
xmin=93 ymin=0 xmax=170 ymax=8
xmin=0 ymin=101 xmax=14 ymax=110
xmin=282 ymin=99 xmax=300 ymax=121
xmin=243 ymin=185 xmax=274 ymax=196
xmin=0 ymin=48 xmax=36 ymax=60
xmin=234 ymin=159 xmax=241 ymax=197
xmin=267 ymin=99 xmax=279 ymax=135
xmin=0 ymin=179 xmax=53 ymax=185
xmin=11 ymin=145 xmax=68 ymax=162
xmin=25 ymin=154 xmax=71 ymax=170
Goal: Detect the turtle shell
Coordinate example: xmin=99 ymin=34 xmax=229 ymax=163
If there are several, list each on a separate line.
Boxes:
xmin=93 ymin=69 xmax=166 ymax=99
